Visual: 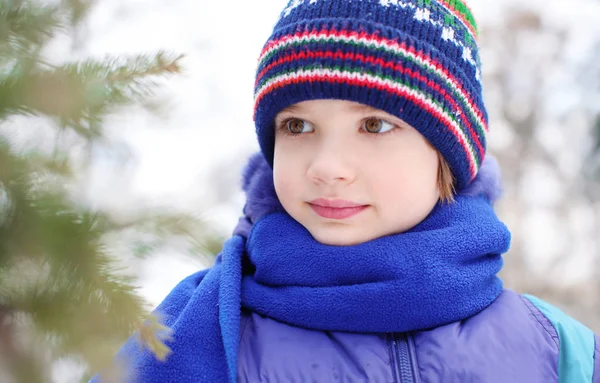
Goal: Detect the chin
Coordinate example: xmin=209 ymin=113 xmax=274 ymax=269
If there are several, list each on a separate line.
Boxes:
xmin=309 ymin=228 xmax=376 ymax=247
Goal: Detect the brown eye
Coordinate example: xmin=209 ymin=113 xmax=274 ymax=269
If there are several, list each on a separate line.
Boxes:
xmin=286 ymin=118 xmax=314 ymax=134
xmin=363 ymin=118 xmax=395 ymax=134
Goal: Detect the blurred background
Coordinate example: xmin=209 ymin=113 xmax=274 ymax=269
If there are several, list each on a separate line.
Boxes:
xmin=1 ymin=0 xmax=599 ymax=381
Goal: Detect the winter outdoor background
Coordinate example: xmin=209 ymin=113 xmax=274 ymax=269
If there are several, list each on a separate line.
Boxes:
xmin=5 ymin=0 xmax=599 ymax=381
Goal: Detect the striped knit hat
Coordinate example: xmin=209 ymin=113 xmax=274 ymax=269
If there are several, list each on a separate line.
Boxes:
xmin=253 ymin=0 xmax=488 ymax=190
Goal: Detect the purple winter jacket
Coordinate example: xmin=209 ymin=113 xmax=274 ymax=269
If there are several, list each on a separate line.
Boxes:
xmin=237 ymin=289 xmax=600 ymax=382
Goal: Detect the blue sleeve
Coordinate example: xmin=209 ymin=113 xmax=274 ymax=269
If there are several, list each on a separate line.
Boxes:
xmin=524 ymin=294 xmax=597 ymax=383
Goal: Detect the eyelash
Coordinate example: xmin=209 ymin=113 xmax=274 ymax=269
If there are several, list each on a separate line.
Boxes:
xmin=275 ymin=117 xmax=400 ymax=137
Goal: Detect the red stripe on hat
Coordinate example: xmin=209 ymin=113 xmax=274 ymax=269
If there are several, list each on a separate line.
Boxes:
xmin=257 ymin=28 xmax=487 ymax=131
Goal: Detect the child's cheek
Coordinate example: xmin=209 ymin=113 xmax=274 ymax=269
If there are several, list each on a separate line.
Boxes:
xmin=273 ymin=160 xmax=298 ymax=205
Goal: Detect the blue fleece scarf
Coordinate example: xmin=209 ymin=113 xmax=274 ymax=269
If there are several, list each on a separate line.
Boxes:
xmin=91 ymin=155 xmax=511 ymax=383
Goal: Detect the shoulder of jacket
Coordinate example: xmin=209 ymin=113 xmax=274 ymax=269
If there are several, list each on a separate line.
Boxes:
xmin=522 ymin=294 xmax=598 ymax=383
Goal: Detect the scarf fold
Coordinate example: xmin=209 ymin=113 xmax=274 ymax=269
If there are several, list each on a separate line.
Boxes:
xmin=93 ymin=155 xmax=511 ymax=383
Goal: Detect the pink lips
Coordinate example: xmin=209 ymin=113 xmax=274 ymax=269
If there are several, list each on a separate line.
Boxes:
xmin=308 ymin=198 xmax=369 ymax=219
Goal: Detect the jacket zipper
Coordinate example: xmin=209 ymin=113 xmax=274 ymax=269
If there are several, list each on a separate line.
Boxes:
xmin=388 ymin=333 xmax=415 ymax=383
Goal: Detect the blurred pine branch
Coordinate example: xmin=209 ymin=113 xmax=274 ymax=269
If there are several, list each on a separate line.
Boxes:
xmin=0 ymin=0 xmax=217 ymax=382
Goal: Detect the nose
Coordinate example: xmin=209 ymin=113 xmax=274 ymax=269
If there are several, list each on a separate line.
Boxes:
xmin=306 ymin=137 xmax=356 ymax=186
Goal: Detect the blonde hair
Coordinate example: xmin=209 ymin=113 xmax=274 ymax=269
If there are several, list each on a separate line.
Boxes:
xmin=438 ymin=153 xmax=456 ymax=203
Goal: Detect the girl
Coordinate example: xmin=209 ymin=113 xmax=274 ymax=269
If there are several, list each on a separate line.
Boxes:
xmin=93 ymin=0 xmax=599 ymax=382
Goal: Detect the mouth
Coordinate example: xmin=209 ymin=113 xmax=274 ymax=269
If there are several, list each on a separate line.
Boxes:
xmin=308 ymin=198 xmax=369 ymax=220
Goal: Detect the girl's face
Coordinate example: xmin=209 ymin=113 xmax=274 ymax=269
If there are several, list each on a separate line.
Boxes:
xmin=273 ymin=99 xmax=440 ymax=246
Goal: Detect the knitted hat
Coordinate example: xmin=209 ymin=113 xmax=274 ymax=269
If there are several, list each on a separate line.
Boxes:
xmin=253 ymin=0 xmax=488 ymax=190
